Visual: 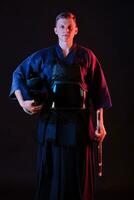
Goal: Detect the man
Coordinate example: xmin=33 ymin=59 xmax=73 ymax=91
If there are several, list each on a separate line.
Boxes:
xmin=10 ymin=12 xmax=112 ymax=200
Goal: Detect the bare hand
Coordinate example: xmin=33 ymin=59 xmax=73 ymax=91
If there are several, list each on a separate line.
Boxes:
xmin=95 ymin=126 xmax=107 ymax=143
xmin=21 ymin=100 xmax=43 ymax=115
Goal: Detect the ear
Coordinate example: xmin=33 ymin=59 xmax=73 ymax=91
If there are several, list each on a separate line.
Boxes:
xmin=74 ymin=26 xmax=78 ymax=35
xmin=54 ymin=27 xmax=57 ymax=35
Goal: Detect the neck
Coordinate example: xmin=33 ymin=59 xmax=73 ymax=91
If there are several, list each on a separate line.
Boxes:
xmin=59 ymin=41 xmax=73 ymax=57
xmin=59 ymin=40 xmax=73 ymax=50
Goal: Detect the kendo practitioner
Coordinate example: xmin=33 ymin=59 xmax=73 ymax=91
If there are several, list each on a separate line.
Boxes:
xmin=9 ymin=11 xmax=112 ymax=200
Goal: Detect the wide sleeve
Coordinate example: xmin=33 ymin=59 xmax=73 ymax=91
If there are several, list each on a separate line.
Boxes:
xmin=89 ymin=51 xmax=112 ymax=110
xmin=9 ymin=53 xmax=39 ymax=100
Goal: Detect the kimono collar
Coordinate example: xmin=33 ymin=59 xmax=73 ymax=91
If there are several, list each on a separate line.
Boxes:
xmin=55 ymin=43 xmax=77 ymax=65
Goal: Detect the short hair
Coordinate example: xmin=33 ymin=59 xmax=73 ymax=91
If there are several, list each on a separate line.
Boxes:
xmin=55 ymin=12 xmax=77 ymax=25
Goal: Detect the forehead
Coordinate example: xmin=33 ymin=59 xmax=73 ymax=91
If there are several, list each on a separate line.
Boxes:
xmin=56 ymin=17 xmax=76 ymax=26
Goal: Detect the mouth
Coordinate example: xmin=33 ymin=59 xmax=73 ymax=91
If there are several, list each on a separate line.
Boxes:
xmin=62 ymin=34 xmax=69 ymax=37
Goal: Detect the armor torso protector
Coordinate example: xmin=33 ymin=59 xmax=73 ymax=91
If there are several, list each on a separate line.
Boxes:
xmin=42 ymin=46 xmax=90 ymax=110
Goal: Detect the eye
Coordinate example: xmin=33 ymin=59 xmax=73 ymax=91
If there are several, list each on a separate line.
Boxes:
xmin=68 ymin=25 xmax=73 ymax=30
xmin=60 ymin=25 xmax=65 ymax=29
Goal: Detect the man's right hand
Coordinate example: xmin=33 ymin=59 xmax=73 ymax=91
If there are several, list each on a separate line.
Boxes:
xmin=14 ymin=90 xmax=44 ymax=115
xmin=21 ymin=100 xmax=43 ymax=114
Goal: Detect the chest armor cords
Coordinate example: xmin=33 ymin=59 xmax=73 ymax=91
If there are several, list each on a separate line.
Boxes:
xmin=50 ymin=62 xmax=88 ymax=110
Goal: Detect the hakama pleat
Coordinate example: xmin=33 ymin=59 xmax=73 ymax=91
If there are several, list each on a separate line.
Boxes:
xmin=35 ymin=142 xmax=95 ymax=200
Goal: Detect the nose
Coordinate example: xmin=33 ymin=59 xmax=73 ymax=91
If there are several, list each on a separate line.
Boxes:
xmin=64 ymin=27 xmax=70 ymax=33
xmin=66 ymin=28 xmax=70 ymax=32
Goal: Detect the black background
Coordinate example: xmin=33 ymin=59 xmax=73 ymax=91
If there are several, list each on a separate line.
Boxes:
xmin=0 ymin=1 xmax=133 ymax=199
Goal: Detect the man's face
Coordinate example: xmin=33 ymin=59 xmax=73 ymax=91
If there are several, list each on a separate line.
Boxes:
xmin=54 ymin=17 xmax=78 ymax=42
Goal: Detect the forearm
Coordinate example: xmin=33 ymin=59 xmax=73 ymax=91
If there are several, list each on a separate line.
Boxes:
xmin=14 ymin=89 xmax=24 ymax=107
xmin=95 ymin=108 xmax=106 ymax=142
xmin=96 ymin=108 xmax=104 ymax=130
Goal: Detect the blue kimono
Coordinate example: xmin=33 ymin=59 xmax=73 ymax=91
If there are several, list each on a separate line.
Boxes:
xmin=10 ymin=43 xmax=112 ymax=200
